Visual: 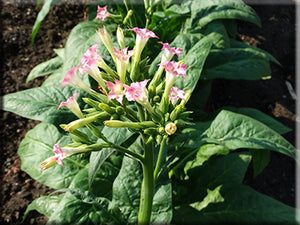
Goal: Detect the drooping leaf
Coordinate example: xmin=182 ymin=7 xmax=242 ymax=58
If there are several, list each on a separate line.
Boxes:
xmin=181 ymin=152 xmax=251 ymax=203
xmin=18 ymin=122 xmax=88 ymax=189
xmin=173 ymin=183 xmax=298 ymax=224
xmin=32 ymin=0 xmax=60 ymax=45
xmin=221 ymin=107 xmax=292 ymax=134
xmin=26 ymin=56 xmax=63 ymax=84
xmin=1 ymin=86 xmax=88 ymax=124
xmin=203 ymin=110 xmax=296 ymax=159
xmin=185 ymin=0 xmax=261 ymax=30
xmin=201 ymin=47 xmax=272 ymax=80
xmin=23 ymin=194 xmax=64 ymax=220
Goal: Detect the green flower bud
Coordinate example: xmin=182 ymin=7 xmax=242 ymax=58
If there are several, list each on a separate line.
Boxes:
xmin=82 ymin=98 xmax=102 ymax=110
xmin=99 ymin=103 xmax=116 ymax=114
xmin=64 ymin=112 xmax=110 ymax=131
xmin=117 ymin=27 xmax=125 ymax=49
xmin=144 ymin=128 xmax=158 ymax=136
xmin=116 ymin=106 xmax=125 ymax=115
xmin=153 ymin=95 xmax=160 ymax=103
xmin=104 ymin=120 xmax=157 ymax=129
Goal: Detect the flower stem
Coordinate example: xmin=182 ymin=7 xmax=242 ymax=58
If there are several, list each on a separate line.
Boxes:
xmin=153 ymin=136 xmax=167 ymax=184
xmin=138 ymin=137 xmax=154 ymax=225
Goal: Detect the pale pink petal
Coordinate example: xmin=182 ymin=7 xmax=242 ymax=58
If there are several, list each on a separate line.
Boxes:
xmin=96 ymin=6 xmax=109 ymax=21
xmin=106 ymin=78 xmax=127 ymax=105
xmin=53 ymin=141 xmax=66 ymax=168
xmin=128 ymin=27 xmax=158 ymax=39
xmin=169 ymin=86 xmax=186 ymax=105
xmin=57 ymin=93 xmax=80 ymax=110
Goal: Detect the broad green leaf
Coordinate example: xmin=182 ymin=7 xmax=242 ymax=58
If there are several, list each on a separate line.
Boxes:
xmin=1 ymin=86 xmax=88 ymax=124
xmin=203 ymin=110 xmax=296 ymax=159
xmin=18 ymin=123 xmax=88 ymax=189
xmin=32 ymin=0 xmax=60 ymax=44
xmin=41 ymin=68 xmax=63 ymax=86
xmin=173 ymin=183 xmax=298 ymax=224
xmin=111 ymin=137 xmax=172 ymax=224
xmin=47 ymin=190 xmax=113 ymax=225
xmin=201 ymin=48 xmax=272 ymax=80
xmin=182 ymin=152 xmax=251 ymax=203
xmin=23 ymin=194 xmax=64 ymax=220
xmin=186 ymin=0 xmax=261 ymax=29
xmin=174 ymin=35 xmax=213 ymax=92
xmin=26 ymin=56 xmax=63 ymax=84
xmin=230 ymin=38 xmax=280 ymax=65
xmin=221 ymin=107 xmax=292 ymax=134
xmin=250 ymin=149 xmax=270 ymax=178
xmin=88 ymin=127 xmax=133 ymax=189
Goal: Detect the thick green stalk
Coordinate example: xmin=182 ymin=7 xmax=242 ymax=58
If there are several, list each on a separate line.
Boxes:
xmin=138 ymin=138 xmax=154 ymax=225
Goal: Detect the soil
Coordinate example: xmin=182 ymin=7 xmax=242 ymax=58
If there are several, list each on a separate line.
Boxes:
xmin=0 ymin=1 xmax=296 ymax=225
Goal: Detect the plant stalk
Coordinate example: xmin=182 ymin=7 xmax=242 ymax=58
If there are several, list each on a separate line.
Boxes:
xmin=138 ymin=137 xmax=154 ymax=225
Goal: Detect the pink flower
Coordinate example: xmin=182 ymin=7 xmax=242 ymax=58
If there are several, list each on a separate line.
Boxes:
xmin=53 ymin=141 xmax=66 ymax=168
xmin=125 ymin=79 xmax=150 ymax=103
xmin=128 ymin=27 xmax=158 ymax=57
xmin=106 ymin=78 xmax=128 ymax=105
xmin=159 ymin=61 xmax=186 ymax=87
xmin=159 ymin=42 xmax=182 ymax=62
xmin=57 ymin=93 xmax=84 ymax=118
xmin=61 ymin=66 xmax=93 ymax=94
xmin=113 ymin=47 xmax=134 ymax=83
xmin=169 ymin=86 xmax=186 ymax=105
xmin=96 ymin=6 xmax=109 ymax=21
xmin=78 ymin=43 xmax=103 ymax=76
xmin=165 ymin=122 xmax=177 ymax=135
xmin=128 ymin=27 xmax=158 ymax=40
xmin=114 ymin=47 xmax=134 ymax=62
xmin=125 ymin=79 xmax=154 ymax=114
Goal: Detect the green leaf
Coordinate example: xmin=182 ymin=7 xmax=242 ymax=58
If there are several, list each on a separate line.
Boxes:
xmin=47 ymin=190 xmax=113 ymax=225
xmin=203 ymin=110 xmax=296 ymax=159
xmin=111 ymin=137 xmax=172 ymax=224
xmin=175 ymin=35 xmax=213 ymax=92
xmin=173 ymin=183 xmax=298 ymax=224
xmin=31 ymin=0 xmax=60 ymax=45
xmin=88 ymin=126 xmax=133 ymax=189
xmin=181 ymin=152 xmax=251 ymax=204
xmin=23 ymin=194 xmax=64 ymax=220
xmin=186 ymin=0 xmax=261 ymax=29
xmin=201 ymin=48 xmax=272 ymax=80
xmin=18 ymin=122 xmax=88 ymax=189
xmin=26 ymin=56 xmax=63 ymax=84
xmin=221 ymin=107 xmax=292 ymax=134
xmin=250 ymin=149 xmax=270 ymax=178
xmin=1 ymin=86 xmax=88 ymax=124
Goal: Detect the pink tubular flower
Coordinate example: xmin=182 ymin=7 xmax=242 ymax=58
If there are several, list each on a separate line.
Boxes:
xmin=125 ymin=79 xmax=150 ymax=103
xmin=79 ymin=43 xmax=103 ymax=75
xmin=57 ymin=93 xmax=84 ymax=118
xmin=61 ymin=67 xmax=93 ymax=94
xmin=129 ymin=27 xmax=158 ymax=57
xmin=113 ymin=47 xmax=134 ymax=83
xmin=159 ymin=42 xmax=182 ymax=62
xmin=78 ymin=43 xmax=106 ymax=89
xmin=53 ymin=141 xmax=66 ymax=168
xmin=159 ymin=61 xmax=186 ymax=87
xmin=96 ymin=6 xmax=109 ymax=21
xmin=106 ymin=78 xmax=128 ymax=105
xmin=169 ymin=86 xmax=186 ymax=105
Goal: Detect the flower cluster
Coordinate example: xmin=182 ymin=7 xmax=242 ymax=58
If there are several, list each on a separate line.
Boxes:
xmin=41 ymin=5 xmax=191 ymax=171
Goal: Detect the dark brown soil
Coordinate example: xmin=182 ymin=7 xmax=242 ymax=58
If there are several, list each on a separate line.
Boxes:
xmin=0 ymin=1 xmax=296 ymax=225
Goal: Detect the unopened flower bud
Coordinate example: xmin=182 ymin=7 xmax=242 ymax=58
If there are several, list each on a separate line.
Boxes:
xmin=117 ymin=27 xmax=125 ymax=49
xmin=116 ymin=106 xmax=125 ymax=115
xmin=98 ymin=103 xmax=116 ymax=114
xmin=104 ymin=120 xmax=157 ymax=129
xmin=165 ymin=122 xmax=177 ymax=135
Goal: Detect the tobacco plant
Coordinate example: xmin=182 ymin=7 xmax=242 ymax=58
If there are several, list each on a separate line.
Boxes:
xmin=2 ymin=0 xmax=298 ymax=224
